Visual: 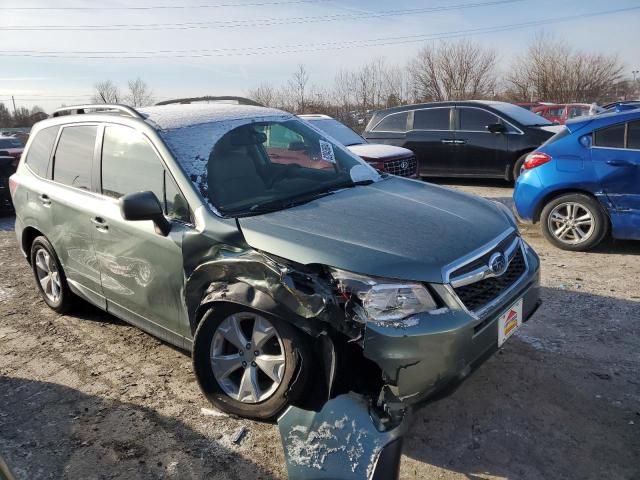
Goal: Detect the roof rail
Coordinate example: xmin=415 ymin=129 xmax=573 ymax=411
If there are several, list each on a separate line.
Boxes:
xmin=52 ymin=104 xmax=144 ymax=119
xmin=155 ymin=96 xmax=264 ymax=107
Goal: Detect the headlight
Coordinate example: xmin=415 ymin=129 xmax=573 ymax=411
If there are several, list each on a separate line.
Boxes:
xmin=330 ymin=268 xmax=438 ymax=323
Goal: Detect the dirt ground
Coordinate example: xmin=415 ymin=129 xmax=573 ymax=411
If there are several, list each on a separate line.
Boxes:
xmin=1 ymin=180 xmax=639 ymax=480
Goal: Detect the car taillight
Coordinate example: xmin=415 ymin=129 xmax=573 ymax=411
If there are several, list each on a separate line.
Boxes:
xmin=523 ymin=152 xmax=552 ymax=170
xmin=9 ymin=176 xmax=18 ymax=197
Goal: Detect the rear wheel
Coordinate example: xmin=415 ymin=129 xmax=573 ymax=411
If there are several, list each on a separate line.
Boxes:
xmin=540 ymin=193 xmax=608 ymax=251
xmin=30 ymin=236 xmax=74 ymax=313
xmin=192 ymin=307 xmax=311 ymax=419
xmin=511 ymin=152 xmax=530 ymax=182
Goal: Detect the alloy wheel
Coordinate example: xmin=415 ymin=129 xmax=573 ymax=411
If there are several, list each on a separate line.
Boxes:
xmin=547 ymin=202 xmax=595 ymax=245
xmin=34 ymin=248 xmax=62 ymax=303
xmin=210 ymin=312 xmax=285 ymax=403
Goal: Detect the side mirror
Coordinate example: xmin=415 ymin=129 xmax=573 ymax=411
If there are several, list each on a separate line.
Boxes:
xmin=119 ymin=191 xmax=171 ymax=237
xmin=486 ymin=123 xmax=507 ymax=134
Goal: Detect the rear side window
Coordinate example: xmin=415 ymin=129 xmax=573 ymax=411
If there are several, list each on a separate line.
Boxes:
xmin=53 ymin=126 xmax=97 ymax=190
xmin=458 ymin=108 xmax=498 ymax=131
xmin=593 ymin=123 xmax=625 ymax=148
xmin=413 ymin=108 xmax=450 ymax=130
xmin=626 ymin=121 xmax=640 ymax=149
xmin=372 ymin=112 xmax=408 ymax=132
xmin=25 ymin=126 xmax=59 ymax=177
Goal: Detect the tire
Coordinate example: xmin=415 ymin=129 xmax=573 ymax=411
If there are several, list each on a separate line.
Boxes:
xmin=540 ymin=193 xmax=609 ymax=251
xmin=192 ymin=307 xmax=311 ymax=419
xmin=30 ymin=236 xmax=74 ymax=313
xmin=511 ymin=152 xmax=529 ymax=182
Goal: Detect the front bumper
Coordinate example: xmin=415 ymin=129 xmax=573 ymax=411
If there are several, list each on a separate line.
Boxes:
xmin=362 ymin=241 xmax=541 ymax=405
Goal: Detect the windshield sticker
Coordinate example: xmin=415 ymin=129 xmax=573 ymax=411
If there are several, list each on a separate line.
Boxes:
xmin=319 ymin=139 xmax=336 ymax=163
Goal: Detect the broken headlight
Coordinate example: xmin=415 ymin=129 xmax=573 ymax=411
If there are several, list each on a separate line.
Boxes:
xmin=330 ymin=268 xmax=438 ymax=323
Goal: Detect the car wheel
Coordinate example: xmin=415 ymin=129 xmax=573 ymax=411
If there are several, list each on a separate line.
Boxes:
xmin=511 ymin=152 xmax=529 ymax=182
xmin=540 ymin=194 xmax=608 ymax=251
xmin=192 ymin=307 xmax=311 ymax=419
xmin=30 ymin=236 xmax=73 ymax=313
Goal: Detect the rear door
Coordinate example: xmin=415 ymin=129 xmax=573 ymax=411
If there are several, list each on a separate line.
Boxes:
xmin=91 ymin=123 xmax=192 ymax=341
xmin=591 ymin=120 xmax=640 ymax=215
xmin=49 ymin=124 xmax=105 ymax=308
xmin=454 ymin=106 xmax=509 ymax=177
xmin=405 ymin=107 xmax=455 ymax=176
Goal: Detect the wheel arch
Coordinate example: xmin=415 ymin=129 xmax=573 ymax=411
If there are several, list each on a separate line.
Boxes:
xmin=533 ymin=188 xmax=611 ymax=225
xmin=21 ymin=226 xmax=45 ymax=263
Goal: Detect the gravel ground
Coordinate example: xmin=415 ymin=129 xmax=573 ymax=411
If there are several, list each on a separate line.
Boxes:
xmin=1 ymin=181 xmax=639 ymax=480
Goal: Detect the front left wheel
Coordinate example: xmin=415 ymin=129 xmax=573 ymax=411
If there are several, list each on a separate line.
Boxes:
xmin=192 ymin=307 xmax=312 ymax=419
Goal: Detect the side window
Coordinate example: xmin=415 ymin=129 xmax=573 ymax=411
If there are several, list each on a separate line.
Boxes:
xmin=25 ymin=126 xmax=59 ymax=177
xmin=265 ymin=124 xmax=303 ymax=149
xmin=372 ymin=112 xmax=408 ymax=132
xmin=626 ymin=121 xmax=640 ymax=149
xmin=53 ymin=125 xmax=97 ymax=190
xmin=593 ymin=123 xmax=625 ymax=148
xmin=101 ymin=125 xmax=190 ymax=222
xmin=458 ymin=108 xmax=498 ymax=131
xmin=165 ymin=172 xmax=190 ymax=223
xmin=413 ymin=108 xmax=450 ymax=130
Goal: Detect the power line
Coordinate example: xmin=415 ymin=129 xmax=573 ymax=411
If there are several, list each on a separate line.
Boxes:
xmin=0 ymin=6 xmax=636 ymax=59
xmin=0 ymin=0 xmax=522 ymax=31
xmin=0 ymin=0 xmax=330 ymax=10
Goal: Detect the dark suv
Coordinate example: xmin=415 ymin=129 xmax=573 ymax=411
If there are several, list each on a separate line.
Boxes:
xmin=364 ymin=100 xmax=559 ymax=181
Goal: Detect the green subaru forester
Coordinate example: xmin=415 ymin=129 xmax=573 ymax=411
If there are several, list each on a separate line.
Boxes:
xmin=10 ymin=102 xmax=540 ymax=420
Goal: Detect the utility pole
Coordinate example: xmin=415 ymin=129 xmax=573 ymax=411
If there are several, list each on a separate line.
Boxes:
xmin=11 ymin=95 xmax=17 ymax=116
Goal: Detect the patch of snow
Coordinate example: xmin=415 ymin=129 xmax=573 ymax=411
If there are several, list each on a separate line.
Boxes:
xmin=200 ymin=407 xmax=228 ymax=418
xmin=428 ymin=307 xmax=449 ymax=315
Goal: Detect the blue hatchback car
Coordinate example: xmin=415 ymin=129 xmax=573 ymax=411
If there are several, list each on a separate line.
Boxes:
xmin=514 ymin=109 xmax=640 ymax=251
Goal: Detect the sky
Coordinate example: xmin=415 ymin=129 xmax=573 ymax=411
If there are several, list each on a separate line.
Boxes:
xmin=0 ymin=0 xmax=639 ymax=112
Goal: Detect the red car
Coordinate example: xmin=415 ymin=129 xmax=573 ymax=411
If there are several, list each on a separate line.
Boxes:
xmin=532 ymin=103 xmax=591 ymax=125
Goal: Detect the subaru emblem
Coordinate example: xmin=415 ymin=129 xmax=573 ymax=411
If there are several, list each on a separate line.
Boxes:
xmin=400 ymin=160 xmax=409 ymax=170
xmin=488 ymin=252 xmax=508 ymax=276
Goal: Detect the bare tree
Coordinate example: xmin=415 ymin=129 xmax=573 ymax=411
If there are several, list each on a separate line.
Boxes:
xmin=408 ymin=39 xmax=498 ymax=101
xmin=246 ymin=82 xmax=277 ymax=107
xmin=288 ymin=64 xmax=309 ymax=113
xmin=91 ymin=80 xmax=121 ymax=104
xmin=126 ymin=78 xmax=154 ymax=107
xmin=505 ymin=33 xmax=624 ymax=103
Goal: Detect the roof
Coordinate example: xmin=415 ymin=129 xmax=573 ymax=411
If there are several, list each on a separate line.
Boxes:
xmin=138 ymin=103 xmax=291 ymax=130
xmin=566 ymin=107 xmax=640 ymax=132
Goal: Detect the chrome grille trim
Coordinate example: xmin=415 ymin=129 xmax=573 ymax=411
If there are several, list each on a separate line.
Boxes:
xmin=450 ymin=235 xmax=520 ymax=288
xmin=383 ymin=156 xmax=417 ymax=177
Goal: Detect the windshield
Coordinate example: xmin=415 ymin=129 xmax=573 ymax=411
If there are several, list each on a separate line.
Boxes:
xmin=491 ymin=103 xmax=553 ymax=126
xmin=305 ymin=118 xmax=365 ymax=146
xmin=162 ymin=118 xmax=379 ymax=217
xmin=0 ymin=137 xmax=23 ymax=149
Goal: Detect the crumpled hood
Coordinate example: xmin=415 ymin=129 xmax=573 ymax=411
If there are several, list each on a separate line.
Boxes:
xmin=238 ymin=177 xmax=512 ymax=283
xmin=346 ymin=143 xmax=413 ymax=160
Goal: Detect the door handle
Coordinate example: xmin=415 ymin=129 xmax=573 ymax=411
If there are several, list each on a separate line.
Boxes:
xmin=440 ymin=139 xmax=455 ymax=144
xmin=606 ymin=159 xmax=635 ymax=167
xmin=91 ymin=216 xmax=109 ymax=232
xmin=454 ymin=139 xmax=467 ymax=145
xmin=38 ymin=193 xmax=51 ymax=207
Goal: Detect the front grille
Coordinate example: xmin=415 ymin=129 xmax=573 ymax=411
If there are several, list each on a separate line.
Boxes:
xmin=453 ymin=246 xmax=526 ymax=313
xmin=450 ymin=233 xmax=518 ymax=279
xmin=383 ymin=156 xmax=417 ymax=177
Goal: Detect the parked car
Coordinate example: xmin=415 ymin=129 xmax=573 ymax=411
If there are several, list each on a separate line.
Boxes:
xmin=514 ymin=109 xmax=640 ymax=251
xmin=0 ymin=151 xmax=18 ymax=213
xmin=11 ymin=103 xmax=540 ymax=423
xmin=0 ymin=135 xmax=25 ymax=161
xmin=299 ymin=114 xmax=417 ymax=177
xmin=363 ymin=100 xmax=558 ymax=181
xmin=532 ymin=103 xmax=591 ymax=125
